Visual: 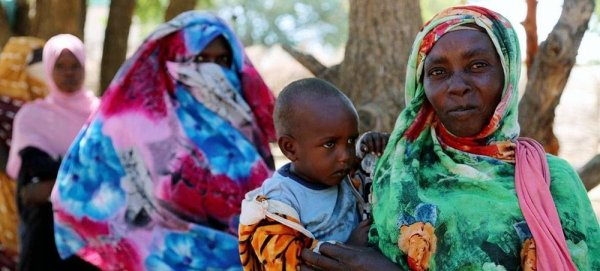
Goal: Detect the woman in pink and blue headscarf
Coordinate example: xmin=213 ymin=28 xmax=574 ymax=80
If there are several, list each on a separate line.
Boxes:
xmin=51 ymin=11 xmax=276 ymax=270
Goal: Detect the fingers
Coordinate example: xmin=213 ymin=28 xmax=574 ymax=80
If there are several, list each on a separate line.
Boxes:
xmin=298 ymin=264 xmax=318 ymax=271
xmin=317 ymin=242 xmax=358 ymax=261
xmin=361 ymin=132 xmax=389 ymax=157
xmin=330 ymin=242 xmax=370 ymax=252
xmin=301 ymin=247 xmax=342 ymax=271
xmin=358 ymin=219 xmax=372 ymax=227
xmin=360 ymin=132 xmax=375 ymax=154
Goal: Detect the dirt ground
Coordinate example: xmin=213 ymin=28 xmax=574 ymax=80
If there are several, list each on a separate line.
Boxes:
xmin=554 ymin=66 xmax=600 ymax=223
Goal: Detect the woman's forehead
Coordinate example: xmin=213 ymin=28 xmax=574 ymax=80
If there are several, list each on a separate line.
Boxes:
xmin=425 ymin=30 xmax=497 ymax=62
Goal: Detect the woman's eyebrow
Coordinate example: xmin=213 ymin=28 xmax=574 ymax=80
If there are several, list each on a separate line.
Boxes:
xmin=425 ymin=55 xmax=448 ymax=66
xmin=462 ymin=47 xmax=493 ymax=59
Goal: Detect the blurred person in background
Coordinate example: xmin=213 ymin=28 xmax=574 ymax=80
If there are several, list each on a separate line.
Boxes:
xmin=6 ymin=34 xmax=100 ymax=271
xmin=0 ymin=36 xmax=46 ymax=270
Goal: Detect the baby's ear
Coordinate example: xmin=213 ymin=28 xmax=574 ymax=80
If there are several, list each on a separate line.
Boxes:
xmin=278 ymin=136 xmax=297 ymax=161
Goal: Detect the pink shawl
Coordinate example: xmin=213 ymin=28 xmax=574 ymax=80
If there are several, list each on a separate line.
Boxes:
xmin=6 ymin=34 xmax=99 ymax=179
xmin=515 ymin=137 xmax=577 ymax=270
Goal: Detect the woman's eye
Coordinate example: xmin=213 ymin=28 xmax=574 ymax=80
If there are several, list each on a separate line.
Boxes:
xmin=348 ymin=138 xmax=356 ymax=145
xmin=323 ymin=142 xmax=334 ymax=149
xmin=217 ymin=56 xmax=230 ymax=63
xmin=428 ymin=68 xmax=444 ymax=77
xmin=471 ymin=62 xmax=488 ymax=69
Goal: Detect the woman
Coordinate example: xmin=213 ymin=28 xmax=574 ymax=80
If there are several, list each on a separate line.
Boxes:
xmin=6 ymin=34 xmax=100 ymax=270
xmin=51 ymin=11 xmax=276 ymax=270
xmin=301 ymin=6 xmax=600 ymax=271
xmin=0 ymin=36 xmax=47 ymax=271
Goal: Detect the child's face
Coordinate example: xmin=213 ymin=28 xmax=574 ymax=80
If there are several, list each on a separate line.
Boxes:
xmin=289 ymin=100 xmax=359 ymax=186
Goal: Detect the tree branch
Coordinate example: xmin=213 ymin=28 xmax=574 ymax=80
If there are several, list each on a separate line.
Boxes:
xmin=521 ymin=0 xmax=539 ymax=77
xmin=518 ymin=0 xmax=595 ymax=154
xmin=281 ymin=44 xmax=327 ymax=77
xmin=578 ymin=154 xmax=600 ymax=191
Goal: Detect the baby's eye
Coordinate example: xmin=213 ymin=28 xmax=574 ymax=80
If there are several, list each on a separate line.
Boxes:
xmin=348 ymin=138 xmax=356 ymax=145
xmin=323 ymin=142 xmax=335 ymax=149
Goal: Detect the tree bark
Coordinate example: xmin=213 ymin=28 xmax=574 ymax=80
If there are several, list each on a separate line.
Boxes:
xmin=0 ymin=4 xmax=13 ymax=49
xmin=339 ymin=0 xmax=422 ymax=133
xmin=285 ymin=0 xmax=422 ymax=133
xmin=579 ymin=154 xmax=600 ymax=191
xmin=13 ymin=0 xmax=30 ymax=36
xmin=521 ymin=0 xmax=539 ymax=76
xmin=518 ymin=0 xmax=594 ymax=154
xmin=30 ymin=0 xmax=85 ymax=40
xmin=164 ymin=0 xmax=196 ymax=22
xmin=99 ymin=0 xmax=136 ymax=95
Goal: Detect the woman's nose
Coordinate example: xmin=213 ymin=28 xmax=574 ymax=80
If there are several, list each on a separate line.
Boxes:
xmin=447 ymin=72 xmax=471 ymax=96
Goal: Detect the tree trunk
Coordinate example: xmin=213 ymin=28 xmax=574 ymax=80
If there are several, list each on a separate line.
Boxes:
xmin=30 ymin=0 xmax=85 ymax=40
xmin=285 ymin=0 xmax=422 ymax=133
xmin=521 ymin=0 xmax=538 ymax=76
xmin=0 ymin=3 xmax=13 ymax=49
xmin=164 ymin=0 xmax=196 ymax=22
xmin=29 ymin=0 xmax=49 ymax=39
xmin=518 ymin=0 xmax=594 ymax=155
xmin=99 ymin=0 xmax=136 ymax=95
xmin=579 ymin=154 xmax=600 ymax=191
xmin=13 ymin=0 xmax=30 ymax=36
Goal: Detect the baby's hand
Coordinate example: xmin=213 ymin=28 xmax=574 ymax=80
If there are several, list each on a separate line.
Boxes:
xmin=346 ymin=219 xmax=372 ymax=247
xmin=359 ymin=132 xmax=390 ymax=157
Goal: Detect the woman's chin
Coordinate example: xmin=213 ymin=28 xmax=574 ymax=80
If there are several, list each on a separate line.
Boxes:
xmin=57 ymin=87 xmax=80 ymax=94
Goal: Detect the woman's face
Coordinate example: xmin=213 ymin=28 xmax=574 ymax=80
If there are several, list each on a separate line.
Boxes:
xmin=195 ymin=35 xmax=233 ymax=69
xmin=52 ymin=49 xmax=84 ymax=93
xmin=423 ymin=29 xmax=504 ymax=137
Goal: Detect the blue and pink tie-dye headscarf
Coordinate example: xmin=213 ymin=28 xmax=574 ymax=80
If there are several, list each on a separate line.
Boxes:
xmin=51 ymin=11 xmax=275 ymax=270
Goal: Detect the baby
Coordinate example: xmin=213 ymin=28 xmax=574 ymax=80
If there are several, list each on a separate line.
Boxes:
xmin=238 ymin=78 xmax=388 ymax=270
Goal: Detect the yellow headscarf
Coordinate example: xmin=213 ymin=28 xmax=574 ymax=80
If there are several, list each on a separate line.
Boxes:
xmin=0 ymin=36 xmax=47 ymax=101
xmin=0 ymin=36 xmax=46 ymax=267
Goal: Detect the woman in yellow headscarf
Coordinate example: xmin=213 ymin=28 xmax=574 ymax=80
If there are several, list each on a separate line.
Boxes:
xmin=0 ymin=36 xmax=47 ymax=270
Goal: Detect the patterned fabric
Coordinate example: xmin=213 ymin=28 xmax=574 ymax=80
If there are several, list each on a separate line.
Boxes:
xmin=0 ymin=36 xmax=46 ymax=271
xmin=370 ymin=6 xmax=600 ymax=271
xmin=51 ymin=11 xmax=275 ymax=270
xmin=0 ymin=172 xmax=18 ymax=270
xmin=239 ymin=188 xmax=319 ymax=271
xmin=238 ymin=164 xmax=361 ymax=270
xmin=0 ymin=37 xmax=47 ymax=151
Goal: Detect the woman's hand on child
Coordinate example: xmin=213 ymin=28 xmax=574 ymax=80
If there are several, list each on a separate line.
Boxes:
xmin=346 ymin=219 xmax=371 ymax=246
xmin=299 ymin=242 xmax=401 ymax=271
xmin=359 ymin=132 xmax=390 ymax=157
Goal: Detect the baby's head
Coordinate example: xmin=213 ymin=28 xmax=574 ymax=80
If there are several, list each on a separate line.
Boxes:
xmin=274 ymin=78 xmax=359 ymax=186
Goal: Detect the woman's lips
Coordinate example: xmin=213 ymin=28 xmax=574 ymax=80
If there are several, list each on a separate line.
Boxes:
xmin=448 ymin=106 xmax=477 ymax=119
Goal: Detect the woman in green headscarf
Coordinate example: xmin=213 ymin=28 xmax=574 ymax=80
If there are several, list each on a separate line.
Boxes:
xmin=300 ymin=6 xmax=600 ymax=271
